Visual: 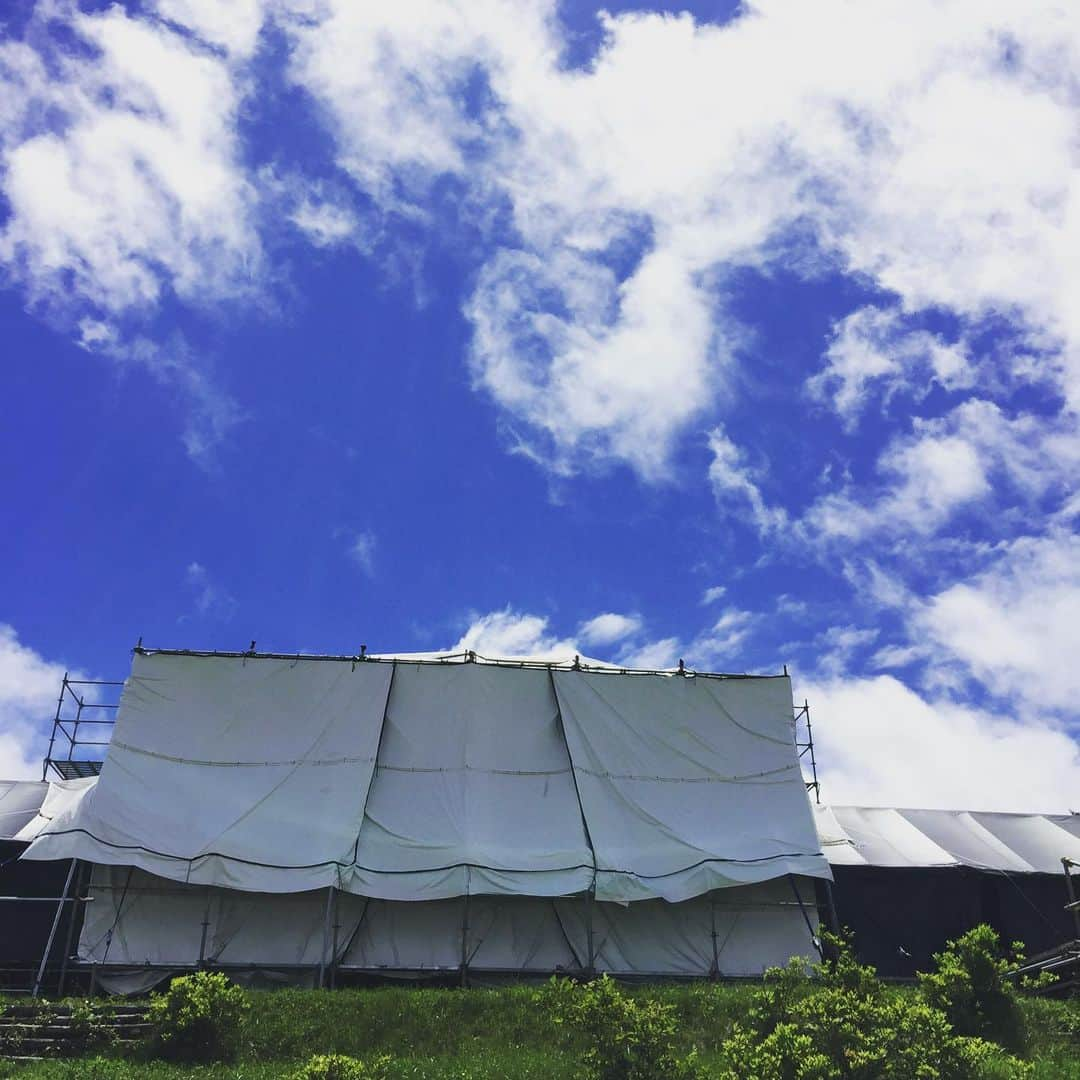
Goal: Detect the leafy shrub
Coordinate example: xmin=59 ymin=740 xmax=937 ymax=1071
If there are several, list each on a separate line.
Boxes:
xmin=918 ymin=925 xmax=1027 ymax=1054
xmin=541 ymin=974 xmax=697 ymax=1080
xmin=293 ymin=1053 xmax=393 ymax=1079
xmin=711 ymin=933 xmax=1031 ymax=1080
xmin=146 ymin=970 xmax=249 ymax=1062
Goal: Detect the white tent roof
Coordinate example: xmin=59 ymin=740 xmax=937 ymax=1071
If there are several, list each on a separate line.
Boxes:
xmin=21 ymin=649 xmax=829 ymax=901
xmin=816 ymin=804 xmax=1080 ymax=873
xmin=0 ymin=779 xmax=51 ymax=840
xmin=14 ymin=776 xmax=1079 ymax=878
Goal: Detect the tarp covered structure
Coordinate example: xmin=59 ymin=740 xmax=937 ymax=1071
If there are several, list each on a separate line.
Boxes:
xmin=0 ymin=781 xmax=85 ymax=976
xmin=816 ymin=805 xmax=1080 ymax=871
xmin=20 ymin=649 xmax=830 ymax=982
xmin=817 ymin=806 xmax=1080 ymax=976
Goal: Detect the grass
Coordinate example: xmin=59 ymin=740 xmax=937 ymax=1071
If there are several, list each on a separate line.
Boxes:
xmin=0 ymin=983 xmax=1077 ymax=1078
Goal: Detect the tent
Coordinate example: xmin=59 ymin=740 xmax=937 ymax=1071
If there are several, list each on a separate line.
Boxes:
xmin=18 ymin=648 xmax=831 ymax=989
xmin=817 ymin=805 xmax=1080 ymax=975
xmin=0 ymin=780 xmax=85 ymax=985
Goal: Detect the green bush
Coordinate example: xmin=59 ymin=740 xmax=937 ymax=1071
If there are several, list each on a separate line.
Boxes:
xmin=541 ymin=974 xmax=697 ymax=1080
xmin=918 ymin=925 xmax=1027 ymax=1054
xmin=146 ymin=970 xmax=249 ymax=1062
xmin=710 ymin=933 xmax=1032 ymax=1080
xmin=293 ymin=1053 xmax=393 ymax=1079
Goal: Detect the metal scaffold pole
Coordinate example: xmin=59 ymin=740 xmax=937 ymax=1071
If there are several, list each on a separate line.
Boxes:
xmin=33 ymin=859 xmax=78 ymax=998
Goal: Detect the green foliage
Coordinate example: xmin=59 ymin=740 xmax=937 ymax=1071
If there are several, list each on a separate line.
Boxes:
xmin=4 ymin=966 xmax=1079 ymax=1080
xmin=918 ymin=925 xmax=1028 ymax=1054
xmin=815 ymin=930 xmax=882 ymax=997
xmin=292 ymin=1053 xmax=392 ymax=1079
xmin=146 ymin=970 xmax=249 ymax=1062
xmin=541 ymin=974 xmax=697 ymax=1080
xmin=710 ymin=932 xmax=1032 ymax=1080
xmin=67 ymin=998 xmax=120 ymax=1054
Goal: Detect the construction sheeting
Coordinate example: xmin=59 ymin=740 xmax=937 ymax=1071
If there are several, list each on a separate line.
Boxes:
xmin=78 ymin=864 xmax=820 ymax=980
xmin=349 ymin=664 xmax=592 ymax=899
xmin=556 ymin=673 xmax=825 ymax=900
xmin=11 ymin=777 xmax=97 ymax=843
xmin=0 ymin=779 xmax=48 ymax=839
xmin=816 ymin=805 xmax=1080 ymax=873
xmin=23 ymin=651 xmax=829 ymax=902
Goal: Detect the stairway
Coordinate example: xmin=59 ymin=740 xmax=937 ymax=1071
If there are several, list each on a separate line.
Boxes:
xmin=0 ymin=1002 xmax=151 ymax=1061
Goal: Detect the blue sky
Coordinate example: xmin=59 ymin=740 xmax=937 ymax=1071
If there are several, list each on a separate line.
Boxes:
xmin=1 ymin=0 xmax=1079 ymax=811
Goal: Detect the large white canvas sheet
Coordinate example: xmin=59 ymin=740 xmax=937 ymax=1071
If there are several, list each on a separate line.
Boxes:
xmin=816 ymin=805 xmax=1080 ymax=872
xmin=25 ymin=652 xmax=830 ymax=901
xmin=346 ymin=663 xmax=593 ymax=898
xmin=79 ymin=866 xmax=821 ymax=978
xmin=24 ymin=654 xmax=392 ymax=891
xmin=553 ymin=672 xmax=828 ymax=900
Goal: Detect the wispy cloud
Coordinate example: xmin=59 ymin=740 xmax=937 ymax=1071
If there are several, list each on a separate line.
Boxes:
xmin=343 ymin=530 xmax=377 ymax=577
xmin=183 ymin=562 xmax=238 ymax=622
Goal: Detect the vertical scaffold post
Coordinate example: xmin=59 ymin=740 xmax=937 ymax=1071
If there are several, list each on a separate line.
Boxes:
xmin=708 ymin=891 xmax=720 ymax=979
xmin=787 ymin=873 xmax=822 ymax=958
xmin=585 ymin=886 xmax=596 ymax=976
xmin=460 ymin=887 xmax=471 ymax=988
xmin=330 ymin=902 xmax=341 ymax=990
xmin=318 ymin=886 xmax=335 ymax=989
xmin=1063 ymin=858 xmax=1080 ymax=940
xmin=804 ymin=700 xmax=820 ymax=804
xmin=43 ymin=673 xmax=68 ymax=781
xmin=198 ymin=888 xmax=212 ymax=969
xmin=33 ymin=858 xmax=77 ymax=998
xmin=57 ymin=861 xmax=87 ymax=998
xmin=795 ymin=699 xmax=821 ymax=805
xmin=68 ymin=686 xmax=85 ymax=769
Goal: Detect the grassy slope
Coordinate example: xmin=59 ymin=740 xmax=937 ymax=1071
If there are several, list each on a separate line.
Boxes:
xmin=1 ymin=985 xmax=1077 ymax=1078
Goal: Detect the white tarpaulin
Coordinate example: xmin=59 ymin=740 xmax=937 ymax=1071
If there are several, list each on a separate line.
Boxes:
xmin=23 ymin=650 xmax=830 ymax=902
xmin=78 ymin=864 xmax=820 ymax=980
xmin=816 ymin=805 xmax=1080 ymax=872
xmin=0 ymin=779 xmax=49 ymax=840
xmin=553 ymin=671 xmax=826 ymax=901
xmin=348 ymin=663 xmax=593 ymax=899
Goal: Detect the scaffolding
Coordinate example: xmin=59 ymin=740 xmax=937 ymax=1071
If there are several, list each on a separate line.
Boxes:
xmin=794 ymin=699 xmax=821 ymax=804
xmin=20 ymin=654 xmax=832 ymax=994
xmin=42 ymin=675 xmax=123 ymax=782
xmin=38 ymin=660 xmax=824 ymax=795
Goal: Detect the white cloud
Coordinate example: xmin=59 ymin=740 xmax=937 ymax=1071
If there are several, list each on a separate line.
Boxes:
xmin=466 ymin=247 xmax=718 ymax=479
xmin=152 ymin=0 xmax=266 ymax=59
xmin=6 ymin=0 xmax=1080 ymax=486
xmin=290 ymin=198 xmax=360 ymax=248
xmin=619 ymin=607 xmax=759 ymax=671
xmin=815 ymin=625 xmax=880 ymax=677
xmin=808 ymin=306 xmax=972 ymax=426
xmin=452 ymin=608 xmax=578 ymax=660
xmin=578 ymin=612 xmax=642 ymax=647
xmin=0 ymin=5 xmax=257 ymax=463
xmin=806 ymin=673 xmax=1080 ymax=813
xmin=687 ymin=608 xmax=757 ymax=669
xmin=701 ymin=585 xmax=726 ymax=605
xmin=0 ymin=5 xmax=260 ymax=319
xmin=0 ymin=626 xmax=80 ymax=780
xmin=707 ymin=427 xmax=787 ymax=534
xmin=183 ymin=562 xmax=238 ymax=621
xmin=804 ymin=400 xmax=1080 ymax=543
xmin=280 ymin=0 xmax=1080 ymax=476
xmin=917 ymin=530 xmax=1080 ymax=713
xmin=618 ymin=636 xmax=681 ymax=670
xmin=345 ymin=531 xmax=377 ymax=577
